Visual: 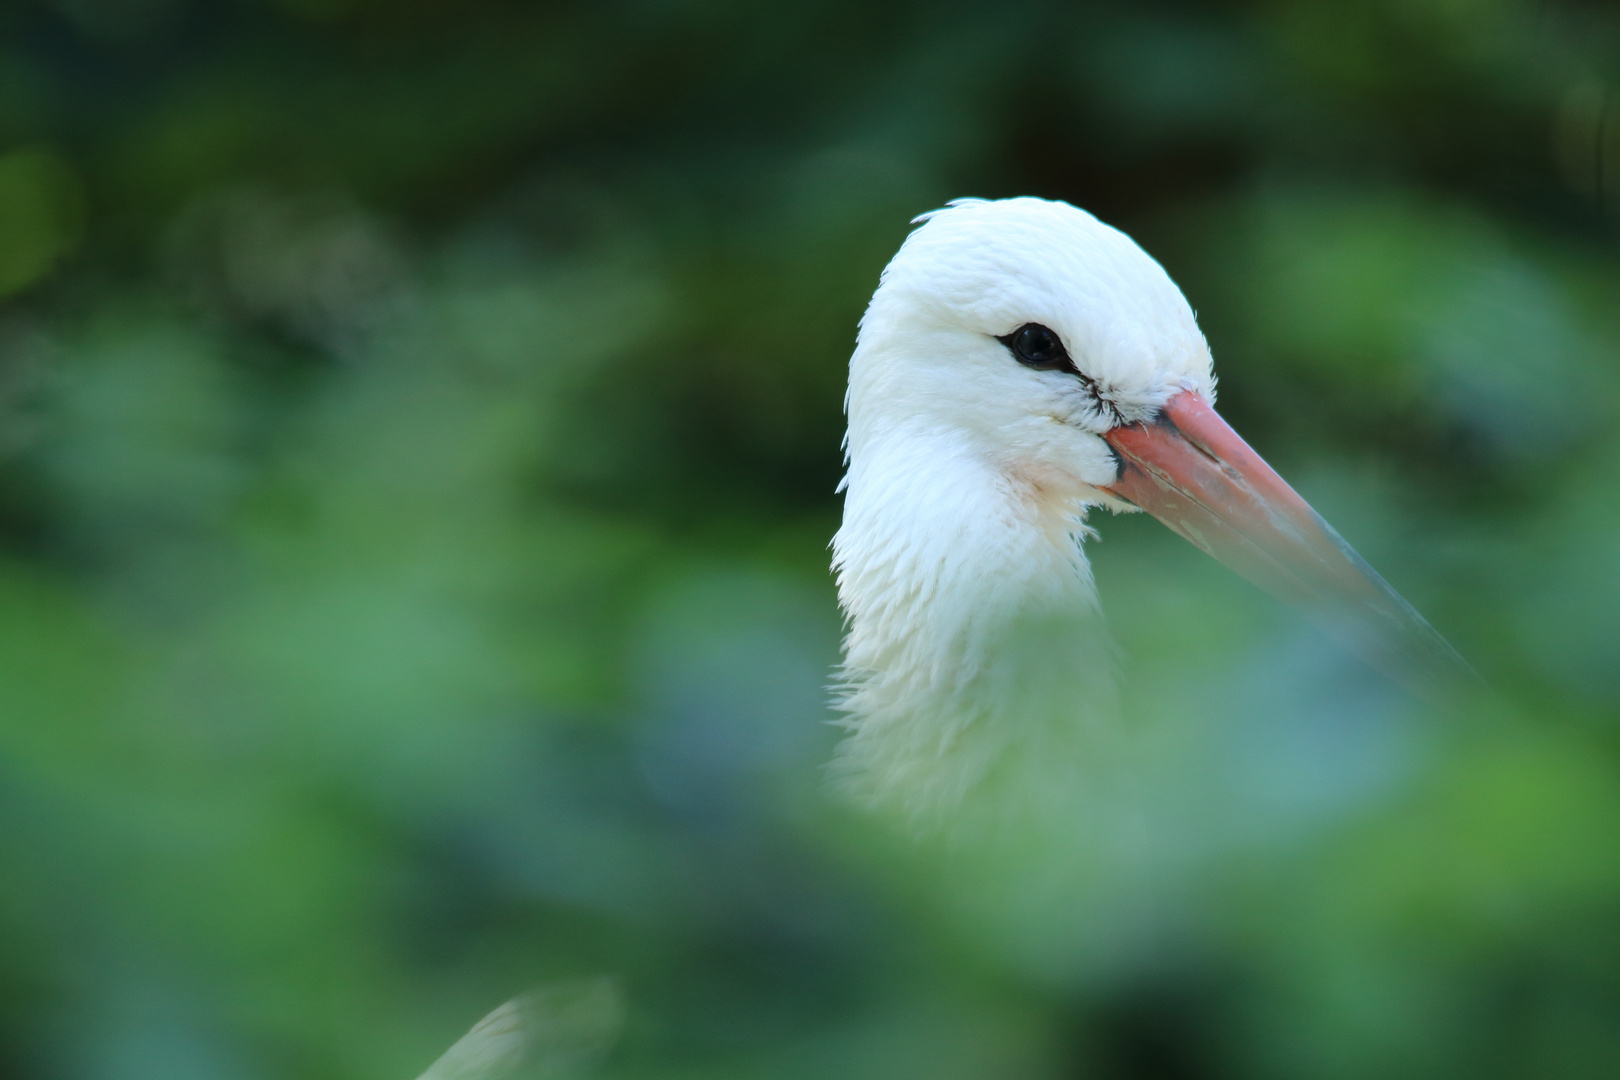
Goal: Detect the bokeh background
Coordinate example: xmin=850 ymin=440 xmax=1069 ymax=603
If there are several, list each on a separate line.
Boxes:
xmin=1 ymin=1 xmax=1618 ymax=1077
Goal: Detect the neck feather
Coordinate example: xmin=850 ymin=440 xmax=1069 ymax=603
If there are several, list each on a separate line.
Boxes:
xmin=832 ymin=427 xmax=1119 ymax=828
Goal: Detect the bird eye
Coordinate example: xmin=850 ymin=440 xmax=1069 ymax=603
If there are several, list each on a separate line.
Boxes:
xmin=998 ymin=323 xmax=1072 ymax=372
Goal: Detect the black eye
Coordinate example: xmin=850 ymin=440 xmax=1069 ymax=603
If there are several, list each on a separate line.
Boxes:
xmin=997 ymin=323 xmax=1073 ymax=372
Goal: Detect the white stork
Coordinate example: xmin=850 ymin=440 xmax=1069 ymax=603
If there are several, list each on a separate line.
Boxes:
xmin=831 ymin=197 xmax=1471 ymax=828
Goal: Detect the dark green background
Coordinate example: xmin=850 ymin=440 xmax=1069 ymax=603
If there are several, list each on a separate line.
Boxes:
xmin=0 ymin=1 xmax=1618 ymax=1077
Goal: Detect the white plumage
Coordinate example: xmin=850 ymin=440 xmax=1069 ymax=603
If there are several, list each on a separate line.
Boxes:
xmin=831 ymin=197 xmax=1466 ymax=828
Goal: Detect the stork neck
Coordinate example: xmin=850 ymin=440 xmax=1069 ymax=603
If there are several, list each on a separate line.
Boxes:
xmin=831 ymin=427 xmax=1115 ymax=823
xmin=837 ymin=427 xmax=1099 ymax=646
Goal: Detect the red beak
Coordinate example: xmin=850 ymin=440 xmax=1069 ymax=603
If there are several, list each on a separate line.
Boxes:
xmin=1102 ymin=391 xmax=1474 ymax=700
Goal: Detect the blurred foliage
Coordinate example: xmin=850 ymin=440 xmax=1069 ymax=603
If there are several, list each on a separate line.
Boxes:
xmin=0 ymin=1 xmax=1617 ymax=1078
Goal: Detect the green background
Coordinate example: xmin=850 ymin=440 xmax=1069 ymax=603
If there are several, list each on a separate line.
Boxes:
xmin=0 ymin=1 xmax=1618 ymax=1077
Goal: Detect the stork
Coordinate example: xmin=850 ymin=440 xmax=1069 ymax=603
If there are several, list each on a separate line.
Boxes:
xmin=831 ymin=197 xmax=1471 ymax=828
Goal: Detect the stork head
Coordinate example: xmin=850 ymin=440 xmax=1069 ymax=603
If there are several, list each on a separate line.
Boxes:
xmin=849 ymin=197 xmax=1212 ymax=510
xmin=841 ymin=197 xmax=1470 ymax=718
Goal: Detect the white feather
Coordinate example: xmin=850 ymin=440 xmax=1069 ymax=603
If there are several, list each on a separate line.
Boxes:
xmin=831 ymin=197 xmax=1215 ymax=828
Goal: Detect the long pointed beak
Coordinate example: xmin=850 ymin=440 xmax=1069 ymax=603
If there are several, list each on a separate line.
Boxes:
xmin=1101 ymin=391 xmax=1476 ymax=700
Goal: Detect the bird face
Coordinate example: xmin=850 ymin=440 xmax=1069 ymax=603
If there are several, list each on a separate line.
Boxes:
xmin=849 ymin=198 xmax=1214 ymax=507
xmin=845 ymin=197 xmax=1471 ymax=699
